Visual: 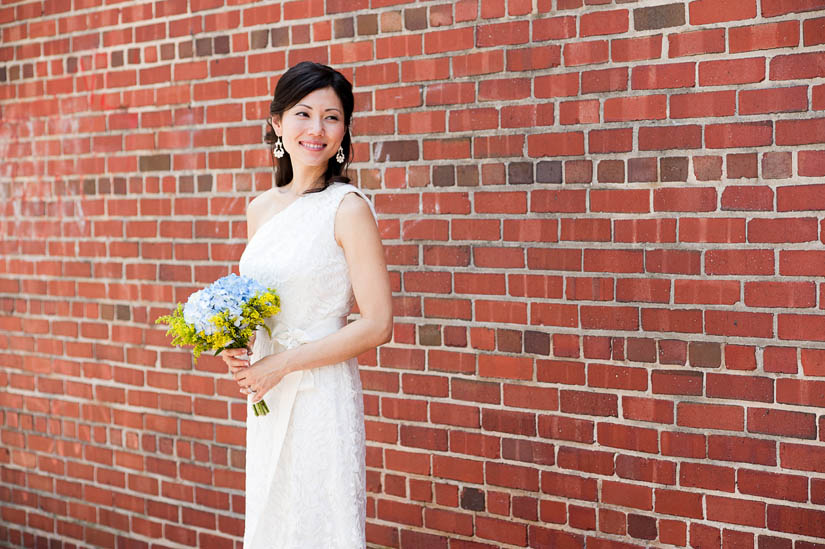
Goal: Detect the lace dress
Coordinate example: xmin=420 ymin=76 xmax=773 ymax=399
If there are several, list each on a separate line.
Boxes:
xmin=238 ymin=182 xmax=374 ymax=548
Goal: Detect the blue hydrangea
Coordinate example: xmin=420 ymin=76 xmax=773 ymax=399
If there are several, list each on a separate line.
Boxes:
xmin=182 ymin=274 xmax=266 ymax=335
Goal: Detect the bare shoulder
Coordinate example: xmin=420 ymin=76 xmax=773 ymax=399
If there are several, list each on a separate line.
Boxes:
xmin=336 ymin=190 xmax=374 ymax=221
xmin=246 ymin=189 xmax=275 ymax=239
xmin=335 ymin=190 xmax=378 ymax=246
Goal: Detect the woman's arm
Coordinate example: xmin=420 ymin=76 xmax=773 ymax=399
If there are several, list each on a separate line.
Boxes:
xmin=234 ymin=192 xmax=393 ymax=400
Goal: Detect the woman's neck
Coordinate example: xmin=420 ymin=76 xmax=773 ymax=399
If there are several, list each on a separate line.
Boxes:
xmin=286 ymin=163 xmax=326 ymax=195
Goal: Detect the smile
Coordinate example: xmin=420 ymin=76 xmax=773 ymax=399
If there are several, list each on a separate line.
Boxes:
xmin=299 ymin=141 xmax=326 ymax=151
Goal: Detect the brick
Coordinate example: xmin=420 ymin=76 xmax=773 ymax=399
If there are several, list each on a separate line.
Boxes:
xmin=611 ymin=34 xmax=662 ymax=62
xmin=706 ymin=121 xmax=773 ymax=148
xmin=689 ymin=0 xmax=757 ymax=24
xmin=634 ymin=3 xmax=685 ymax=30
xmin=771 ymin=52 xmax=825 ymax=80
xmin=706 ymin=495 xmax=765 ymax=528
xmin=582 ymin=67 xmax=628 ymax=94
xmin=639 ymin=125 xmax=702 ymax=150
xmin=564 ymin=40 xmax=609 ymax=67
xmin=605 ymin=95 xmax=667 ymax=122
xmin=581 ymin=9 xmax=629 ymax=37
xmin=709 ymin=435 xmax=776 ymax=465
xmin=598 ymin=423 xmax=659 ymax=453
xmin=603 ymin=480 xmax=653 ymax=510
xmin=740 ymin=469 xmax=808 ymax=502
xmin=632 ymin=62 xmax=695 ymax=90
xmin=680 ymin=463 xmax=735 ymax=492
xmin=748 ymin=407 xmax=816 ymax=439
xmin=669 ymin=28 xmax=726 ymax=57
xmin=670 ymin=90 xmax=736 ymax=118
xmin=730 ymin=21 xmax=799 ymax=53
xmin=700 ymin=57 xmax=766 ymax=86
xmin=762 ymin=0 xmax=825 ymax=16
xmin=655 ymin=488 xmax=704 ymax=519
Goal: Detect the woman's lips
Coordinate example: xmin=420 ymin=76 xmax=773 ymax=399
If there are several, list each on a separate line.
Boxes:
xmin=299 ymin=141 xmax=326 ymax=151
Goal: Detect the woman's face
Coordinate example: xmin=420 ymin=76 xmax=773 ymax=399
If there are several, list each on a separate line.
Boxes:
xmin=272 ymin=86 xmax=346 ymax=171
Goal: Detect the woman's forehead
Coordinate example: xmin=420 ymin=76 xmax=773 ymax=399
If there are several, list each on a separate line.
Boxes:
xmin=291 ymin=87 xmax=343 ymax=110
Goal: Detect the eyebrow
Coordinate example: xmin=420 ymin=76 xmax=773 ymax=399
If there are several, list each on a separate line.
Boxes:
xmin=296 ymin=103 xmax=341 ymax=113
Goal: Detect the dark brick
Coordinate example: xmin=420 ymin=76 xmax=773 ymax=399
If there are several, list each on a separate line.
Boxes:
xmin=460 ymin=487 xmax=485 ymax=511
xmin=214 ymin=35 xmax=229 ymax=54
xmin=689 ymin=342 xmax=722 ymax=368
xmin=627 ymin=338 xmax=656 ymax=363
xmin=113 ymin=177 xmax=127 ymax=195
xmin=139 ymin=155 xmax=170 ymax=172
xmin=508 ymin=162 xmax=533 ymax=185
xmin=116 ymin=305 xmax=131 ymax=321
xmin=456 ymin=165 xmax=478 ymax=187
xmin=497 ymin=329 xmax=522 ymax=353
xmin=83 ymin=179 xmax=96 ymax=195
xmin=634 ymin=3 xmax=685 ymax=31
xmin=128 ymin=48 xmax=141 ymax=64
xmin=250 ymin=30 xmax=268 ymax=49
xmin=727 ymin=153 xmax=758 ymax=179
xmin=598 ymin=160 xmax=625 ymax=183
xmin=334 ymin=17 xmax=354 ymax=39
xmin=419 ymin=325 xmax=441 ymax=346
xmin=433 ymin=165 xmax=455 ymax=187
xmin=195 ymin=37 xmax=211 ymax=56
xmin=658 ymin=339 xmax=687 ymax=365
xmin=762 ymin=152 xmax=792 ymax=179
xmin=405 ymin=7 xmax=427 ymax=31
xmin=23 ymin=64 xmax=33 ymax=78
xmin=628 ymin=514 xmax=657 ymax=540
xmin=536 ymin=160 xmax=562 ymax=184
xmin=98 ymin=178 xmax=111 ymax=194
xmin=565 ymin=160 xmax=592 ymax=184
xmin=0 ymin=66 xmax=6 ymax=82
xmin=629 ymin=157 xmax=658 ymax=182
xmin=179 ymin=176 xmax=194 ymax=193
xmin=178 ymin=41 xmax=193 ymax=59
xmin=357 ymin=13 xmax=378 ymax=35
xmin=197 ymin=174 xmax=212 ymax=192
xmin=374 ymin=141 xmax=419 ymax=162
xmin=160 ymin=43 xmax=175 ymax=60
xmin=660 ymin=157 xmax=688 ymax=182
xmin=67 ymin=57 xmax=78 ymax=73
xmin=271 ymin=27 xmax=290 ymax=47
xmin=8 ymin=65 xmax=19 ymax=81
xmin=525 ymin=331 xmax=550 ymax=356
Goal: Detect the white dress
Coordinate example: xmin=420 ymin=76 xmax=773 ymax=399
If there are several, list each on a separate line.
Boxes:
xmin=238 ymin=182 xmax=373 ymax=549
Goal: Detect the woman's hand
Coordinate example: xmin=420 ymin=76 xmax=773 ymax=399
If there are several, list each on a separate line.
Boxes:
xmin=233 ymin=351 xmax=293 ymax=403
xmin=220 ymin=334 xmax=256 ymax=382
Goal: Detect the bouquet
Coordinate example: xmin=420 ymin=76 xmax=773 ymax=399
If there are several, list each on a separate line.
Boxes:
xmin=155 ymin=273 xmax=280 ymax=416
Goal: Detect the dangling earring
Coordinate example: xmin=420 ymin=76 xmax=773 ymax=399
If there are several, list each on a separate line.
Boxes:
xmin=273 ymin=137 xmax=284 ymax=159
xmin=335 ymin=145 xmax=345 ymax=163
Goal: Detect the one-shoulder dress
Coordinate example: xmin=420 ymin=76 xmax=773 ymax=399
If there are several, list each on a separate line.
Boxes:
xmin=238 ymin=182 xmax=375 ymax=548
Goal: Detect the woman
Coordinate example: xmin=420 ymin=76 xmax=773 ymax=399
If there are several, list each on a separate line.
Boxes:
xmin=221 ymin=62 xmax=393 ymax=548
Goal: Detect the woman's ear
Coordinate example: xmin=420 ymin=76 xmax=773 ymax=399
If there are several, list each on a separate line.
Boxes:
xmin=271 ymin=116 xmax=282 ymax=136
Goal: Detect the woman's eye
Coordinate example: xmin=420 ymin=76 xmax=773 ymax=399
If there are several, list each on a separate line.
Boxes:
xmin=327 ymin=116 xmax=339 ymax=121
xmin=295 ymin=111 xmax=309 ymax=117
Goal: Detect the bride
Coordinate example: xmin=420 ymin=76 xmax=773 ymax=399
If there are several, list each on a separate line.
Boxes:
xmin=220 ymin=61 xmax=393 ymax=548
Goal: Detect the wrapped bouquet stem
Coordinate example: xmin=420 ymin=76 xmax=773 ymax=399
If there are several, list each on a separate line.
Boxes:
xmin=155 ymin=273 xmax=280 ymax=416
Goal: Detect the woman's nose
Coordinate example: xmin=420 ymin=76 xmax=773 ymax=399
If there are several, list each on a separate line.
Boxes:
xmin=307 ymin=117 xmax=324 ymax=135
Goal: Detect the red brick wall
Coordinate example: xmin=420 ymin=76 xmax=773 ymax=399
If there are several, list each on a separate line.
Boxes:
xmin=2 ymin=1 xmax=825 ymax=547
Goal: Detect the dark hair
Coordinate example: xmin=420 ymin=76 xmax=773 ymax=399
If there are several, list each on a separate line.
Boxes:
xmin=264 ymin=62 xmax=354 ymax=192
